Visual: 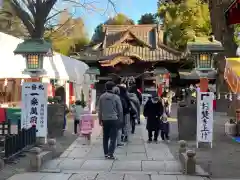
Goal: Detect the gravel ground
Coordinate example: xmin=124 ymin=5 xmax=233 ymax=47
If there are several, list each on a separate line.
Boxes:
xmin=167 ymin=105 xmax=240 ymax=179
xmin=0 ymin=118 xmax=77 ymax=180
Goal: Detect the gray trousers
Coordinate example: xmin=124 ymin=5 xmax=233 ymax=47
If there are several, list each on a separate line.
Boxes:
xmin=123 ymin=113 xmax=131 ymax=137
xmin=117 ymin=129 xmax=122 ymax=144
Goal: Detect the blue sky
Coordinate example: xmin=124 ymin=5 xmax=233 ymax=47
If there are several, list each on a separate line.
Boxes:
xmin=74 ymin=0 xmax=158 ymax=37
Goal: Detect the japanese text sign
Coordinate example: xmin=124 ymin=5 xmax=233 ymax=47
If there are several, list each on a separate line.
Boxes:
xmin=21 ymin=82 xmax=47 ymax=138
xmin=197 ymin=91 xmax=214 ymax=145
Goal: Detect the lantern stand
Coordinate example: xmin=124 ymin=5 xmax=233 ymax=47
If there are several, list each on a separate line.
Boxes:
xmin=14 ymin=39 xmax=52 ymax=78
xmin=14 ymin=39 xmax=53 ymax=144
xmin=187 ymin=36 xmax=224 ymax=92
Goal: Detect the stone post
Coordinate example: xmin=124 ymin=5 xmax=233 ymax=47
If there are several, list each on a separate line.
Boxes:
xmin=179 ymin=140 xmax=187 ymax=169
xmin=47 ymin=139 xmax=57 ymax=158
xmin=179 ymin=140 xmax=187 ymax=154
xmin=0 ymin=158 xmax=4 ymax=170
xmin=29 ymin=147 xmax=42 ymax=171
xmin=186 ymin=150 xmax=196 ymax=175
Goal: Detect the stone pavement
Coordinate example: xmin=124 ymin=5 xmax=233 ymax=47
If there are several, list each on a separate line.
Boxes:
xmin=7 ymin=122 xmax=207 ymax=180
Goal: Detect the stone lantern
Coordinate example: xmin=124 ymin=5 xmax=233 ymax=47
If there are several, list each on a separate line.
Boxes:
xmin=187 ymin=36 xmax=224 ymax=92
xmin=14 ymin=39 xmax=52 ymax=77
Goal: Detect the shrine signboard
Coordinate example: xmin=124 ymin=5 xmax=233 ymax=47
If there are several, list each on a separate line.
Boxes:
xmin=196 ymin=90 xmax=214 ymax=148
xmin=21 ymin=82 xmax=48 ymax=138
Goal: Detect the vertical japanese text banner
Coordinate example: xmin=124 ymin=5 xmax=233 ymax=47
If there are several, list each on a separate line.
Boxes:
xmin=21 ymin=82 xmax=48 ymax=138
xmin=197 ymin=91 xmax=214 ymax=145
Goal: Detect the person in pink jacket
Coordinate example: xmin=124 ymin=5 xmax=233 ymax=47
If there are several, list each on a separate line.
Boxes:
xmin=80 ymin=107 xmax=94 ymax=142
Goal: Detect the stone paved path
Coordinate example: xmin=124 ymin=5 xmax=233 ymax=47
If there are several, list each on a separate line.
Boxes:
xmin=7 ymin=122 xmax=207 ymax=180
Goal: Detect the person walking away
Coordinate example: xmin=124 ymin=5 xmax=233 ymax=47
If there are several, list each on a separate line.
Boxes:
xmin=63 ymin=102 xmax=69 ymax=131
xmin=144 ymin=95 xmax=164 ymax=143
xmin=129 ymin=85 xmax=142 ymax=124
xmin=98 ymin=81 xmax=123 ymax=159
xmin=80 ymin=107 xmax=94 ymax=145
xmin=127 ymin=91 xmax=140 ymax=134
xmin=160 ymin=113 xmax=170 ymax=142
xmin=72 ymin=100 xmax=84 ymax=135
xmin=112 ymin=86 xmax=124 ymax=147
xmin=118 ymin=85 xmax=131 ymax=142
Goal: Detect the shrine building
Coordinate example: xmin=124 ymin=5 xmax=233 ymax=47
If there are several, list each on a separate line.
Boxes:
xmin=73 ymin=24 xmax=187 ymax=95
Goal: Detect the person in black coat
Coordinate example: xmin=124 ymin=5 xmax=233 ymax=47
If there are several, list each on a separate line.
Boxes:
xmin=143 ymin=95 xmax=164 ymax=143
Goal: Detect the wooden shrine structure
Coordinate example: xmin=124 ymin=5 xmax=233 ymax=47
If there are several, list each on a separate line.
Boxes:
xmin=73 ymin=24 xmax=187 ymax=94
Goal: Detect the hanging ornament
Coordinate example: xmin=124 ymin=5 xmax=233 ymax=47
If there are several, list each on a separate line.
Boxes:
xmin=229 ymin=93 xmax=233 ymax=101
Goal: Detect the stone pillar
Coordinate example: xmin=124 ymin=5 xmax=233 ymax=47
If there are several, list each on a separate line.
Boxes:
xmin=47 ymin=138 xmax=57 ymax=158
xmin=186 ymin=150 xmax=196 ymax=175
xmin=0 ymin=158 xmax=4 ymax=170
xmin=179 ymin=140 xmax=187 ymax=154
xmin=29 ymin=147 xmax=42 ymax=171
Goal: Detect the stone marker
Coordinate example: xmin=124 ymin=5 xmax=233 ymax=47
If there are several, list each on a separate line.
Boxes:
xmin=186 ymin=150 xmax=196 ymax=175
xmin=29 ymin=147 xmax=42 ymax=171
xmin=47 ymin=138 xmax=57 ymax=157
xmin=0 ymin=158 xmax=4 ymax=170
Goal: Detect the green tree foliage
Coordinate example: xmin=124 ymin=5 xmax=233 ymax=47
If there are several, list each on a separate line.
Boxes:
xmin=0 ymin=0 xmax=26 ymax=37
xmin=138 ymin=13 xmax=157 ymax=24
xmin=106 ymin=13 xmax=135 ymax=25
xmin=92 ymin=13 xmax=134 ymax=43
xmin=234 ymin=25 xmax=240 ymax=46
xmin=158 ymin=0 xmax=211 ymax=50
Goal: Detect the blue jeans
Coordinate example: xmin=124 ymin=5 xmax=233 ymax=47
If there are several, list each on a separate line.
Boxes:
xmin=63 ymin=114 xmax=67 ymax=130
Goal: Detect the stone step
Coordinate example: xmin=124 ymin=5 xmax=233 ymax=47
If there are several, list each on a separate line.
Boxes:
xmin=41 ymin=159 xmax=182 ymax=173
xmin=7 ymin=172 xmax=208 ymax=180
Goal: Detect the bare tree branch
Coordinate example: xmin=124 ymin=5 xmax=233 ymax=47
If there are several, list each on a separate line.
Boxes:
xmin=6 ymin=0 xmax=117 ymax=38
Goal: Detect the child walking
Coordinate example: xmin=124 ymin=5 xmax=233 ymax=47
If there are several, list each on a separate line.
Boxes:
xmin=161 ymin=113 xmax=170 ymax=142
xmin=80 ymin=107 xmax=94 ymax=144
xmin=72 ymin=100 xmax=83 ymax=135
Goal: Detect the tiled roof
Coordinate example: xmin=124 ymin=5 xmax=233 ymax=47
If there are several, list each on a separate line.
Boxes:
xmin=187 ymin=37 xmax=224 ymax=52
xmin=103 ymin=25 xmax=157 ymax=48
xmin=76 ymin=25 xmax=186 ymax=62
xmin=100 ymin=45 xmax=184 ymax=62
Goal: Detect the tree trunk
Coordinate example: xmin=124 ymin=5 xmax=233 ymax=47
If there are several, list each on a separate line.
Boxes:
xmin=208 ymin=0 xmax=237 ymax=94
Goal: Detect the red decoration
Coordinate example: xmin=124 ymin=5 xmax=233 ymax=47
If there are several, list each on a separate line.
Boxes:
xmin=69 ymin=82 xmax=74 ymax=104
xmin=158 ymin=84 xmax=163 ymax=97
xmin=226 ymin=0 xmax=240 ymax=25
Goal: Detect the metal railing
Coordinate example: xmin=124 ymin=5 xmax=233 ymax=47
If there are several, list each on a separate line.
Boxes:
xmin=4 ymin=125 xmax=36 ymax=160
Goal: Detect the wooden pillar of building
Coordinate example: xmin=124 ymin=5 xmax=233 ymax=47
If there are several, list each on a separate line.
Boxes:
xmin=141 ymin=77 xmax=144 ymax=92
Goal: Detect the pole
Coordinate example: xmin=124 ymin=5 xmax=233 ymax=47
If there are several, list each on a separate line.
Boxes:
xmin=200 ymin=77 xmax=208 ymax=92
